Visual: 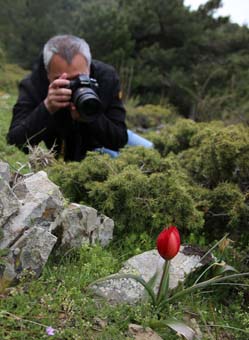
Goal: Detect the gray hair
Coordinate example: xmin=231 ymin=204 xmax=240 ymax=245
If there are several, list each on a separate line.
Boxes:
xmin=43 ymin=35 xmax=91 ymax=71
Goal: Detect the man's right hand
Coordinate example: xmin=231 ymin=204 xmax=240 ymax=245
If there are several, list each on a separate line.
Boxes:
xmin=44 ymin=73 xmax=72 ymax=114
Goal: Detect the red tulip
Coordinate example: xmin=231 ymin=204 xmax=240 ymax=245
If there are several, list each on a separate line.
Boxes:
xmin=156 ymin=226 xmax=180 ymax=260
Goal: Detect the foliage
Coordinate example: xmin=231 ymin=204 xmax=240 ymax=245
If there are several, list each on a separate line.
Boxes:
xmin=1 ymin=91 xmax=249 ymax=338
xmin=126 ymin=103 xmax=178 ymax=130
xmin=0 ymin=64 xmax=28 ymax=93
xmin=90 ymin=233 xmax=249 ymax=340
xmin=203 ymin=182 xmax=249 ymax=240
xmin=147 ymin=118 xmax=200 ymax=156
xmin=179 ymin=122 xmax=249 ymax=190
xmin=46 ymin=113 xmax=249 ymax=246
xmin=48 ymin=148 xmax=204 ymax=235
xmin=0 ymin=245 xmax=151 ymax=339
xmin=0 ymin=94 xmax=28 ymax=169
xmin=1 ymin=0 xmax=249 ymax=121
xmin=72 ymin=0 xmax=134 ymax=68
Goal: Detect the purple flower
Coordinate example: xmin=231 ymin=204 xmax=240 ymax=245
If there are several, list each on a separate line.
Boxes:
xmin=46 ymin=326 xmax=55 ymax=336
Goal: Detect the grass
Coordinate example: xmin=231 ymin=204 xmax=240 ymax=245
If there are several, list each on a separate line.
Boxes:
xmin=0 ymin=92 xmax=249 ymax=339
xmin=0 ymin=93 xmax=29 ymax=171
xmin=1 ymin=242 xmax=248 ymax=339
xmin=0 ymin=63 xmax=28 ymax=93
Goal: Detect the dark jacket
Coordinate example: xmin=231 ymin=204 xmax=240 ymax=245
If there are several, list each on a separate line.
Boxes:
xmin=7 ymin=54 xmax=128 ymax=161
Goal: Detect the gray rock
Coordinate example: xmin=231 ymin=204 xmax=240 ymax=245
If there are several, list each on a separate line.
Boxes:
xmin=58 ymin=203 xmax=114 ymax=249
xmin=92 ymin=246 xmax=207 ymax=304
xmin=92 ymin=214 xmax=114 ymax=247
xmin=13 ymin=170 xmax=63 ymax=203
xmin=0 ymin=162 xmax=10 ymax=183
xmin=0 ymin=166 xmax=114 ymax=286
xmin=0 ymin=171 xmax=64 ymax=249
xmin=0 ymin=178 xmax=19 ymax=228
xmin=0 ymin=226 xmax=57 ymax=282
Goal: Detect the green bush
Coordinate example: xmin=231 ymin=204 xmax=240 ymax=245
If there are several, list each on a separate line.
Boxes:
xmin=47 ymin=153 xmax=111 ymax=203
xmin=179 ymin=123 xmax=249 ymax=189
xmin=42 ymin=116 xmax=249 ymax=245
xmin=48 ymin=148 xmax=204 ymax=235
xmin=203 ymin=182 xmax=249 ymax=240
xmin=147 ymin=118 xmax=200 ymax=156
xmin=126 ymin=103 xmax=178 ymax=129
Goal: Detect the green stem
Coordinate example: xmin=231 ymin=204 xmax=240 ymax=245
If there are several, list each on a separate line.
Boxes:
xmin=156 ymin=260 xmax=170 ymax=304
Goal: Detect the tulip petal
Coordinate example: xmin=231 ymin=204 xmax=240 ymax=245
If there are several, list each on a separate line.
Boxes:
xmin=156 ymin=226 xmax=181 ymax=260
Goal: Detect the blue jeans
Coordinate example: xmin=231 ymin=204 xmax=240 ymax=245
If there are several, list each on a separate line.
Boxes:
xmin=95 ymin=130 xmax=154 ymax=157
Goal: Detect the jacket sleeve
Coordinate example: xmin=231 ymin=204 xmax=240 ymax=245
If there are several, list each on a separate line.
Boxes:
xmin=87 ymin=67 xmax=128 ymax=150
xmin=7 ymin=76 xmax=53 ymax=149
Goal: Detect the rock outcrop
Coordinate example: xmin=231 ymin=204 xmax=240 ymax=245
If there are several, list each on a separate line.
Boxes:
xmin=0 ymin=162 xmax=114 ymax=284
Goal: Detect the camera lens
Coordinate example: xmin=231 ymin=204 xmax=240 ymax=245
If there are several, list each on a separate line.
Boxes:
xmin=73 ymin=88 xmax=101 ymax=120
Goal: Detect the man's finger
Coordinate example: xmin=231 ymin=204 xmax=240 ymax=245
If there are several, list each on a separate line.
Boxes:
xmin=50 ymin=78 xmax=70 ymax=89
xmin=50 ymin=88 xmax=72 ymax=96
xmin=51 ymin=95 xmax=71 ymax=102
xmin=59 ymin=72 xmax=68 ymax=79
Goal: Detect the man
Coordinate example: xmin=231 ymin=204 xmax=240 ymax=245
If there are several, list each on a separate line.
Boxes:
xmin=7 ymin=35 xmax=128 ymax=161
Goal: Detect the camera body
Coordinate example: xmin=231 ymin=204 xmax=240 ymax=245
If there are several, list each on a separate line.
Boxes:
xmin=67 ymin=74 xmax=102 ymax=121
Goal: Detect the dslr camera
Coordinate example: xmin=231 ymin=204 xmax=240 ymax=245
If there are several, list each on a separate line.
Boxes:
xmin=67 ymin=74 xmax=102 ymax=121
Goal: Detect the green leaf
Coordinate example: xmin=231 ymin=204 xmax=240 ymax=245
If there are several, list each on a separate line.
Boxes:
xmin=165 ymin=320 xmax=196 ymax=340
xmin=158 ymin=272 xmax=249 ymax=309
xmin=213 ymin=263 xmax=238 ymax=275
xmin=147 ymin=270 xmax=159 ymax=290
xmin=149 ymin=319 xmax=196 ymax=340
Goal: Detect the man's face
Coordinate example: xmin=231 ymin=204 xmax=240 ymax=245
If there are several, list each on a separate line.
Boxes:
xmin=46 ymin=53 xmax=90 ymax=120
xmin=47 ymin=53 xmax=89 ymax=82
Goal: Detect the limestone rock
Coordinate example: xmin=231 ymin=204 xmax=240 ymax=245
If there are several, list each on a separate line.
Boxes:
xmin=0 ymin=166 xmax=114 ymax=286
xmin=0 ymin=162 xmax=10 ymax=183
xmin=1 ymin=226 xmax=57 ymax=282
xmin=0 ymin=171 xmax=64 ymax=249
xmin=0 ymin=177 xmax=19 ymax=228
xmin=92 ymin=245 xmax=209 ymax=304
xmin=58 ymin=203 xmax=114 ymax=249
xmin=94 ymin=214 xmax=114 ymax=247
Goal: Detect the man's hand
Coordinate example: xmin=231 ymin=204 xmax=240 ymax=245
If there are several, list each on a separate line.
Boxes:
xmin=44 ymin=73 xmax=72 ymax=114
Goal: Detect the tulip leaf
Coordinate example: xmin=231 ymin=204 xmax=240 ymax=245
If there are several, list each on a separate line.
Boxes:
xmin=165 ymin=320 xmax=196 ymax=340
xmin=151 ymin=319 xmax=196 ymax=340
xmin=164 ymin=272 xmax=249 ymax=306
xmin=147 ymin=270 xmax=159 ymax=290
xmin=214 ymin=264 xmax=238 ymax=275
